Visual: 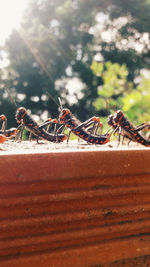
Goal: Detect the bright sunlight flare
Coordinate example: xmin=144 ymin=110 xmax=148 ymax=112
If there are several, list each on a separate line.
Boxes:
xmin=0 ymin=0 xmax=29 ymax=45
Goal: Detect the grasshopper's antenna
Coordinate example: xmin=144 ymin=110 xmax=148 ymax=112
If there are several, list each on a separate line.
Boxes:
xmin=46 ymin=91 xmax=59 ymax=107
xmin=5 ymin=87 xmax=18 ymax=108
xmin=58 ymin=97 xmax=63 ymax=110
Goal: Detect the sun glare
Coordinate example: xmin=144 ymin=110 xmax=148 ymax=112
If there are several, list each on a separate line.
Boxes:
xmin=0 ymin=0 xmax=29 ymax=45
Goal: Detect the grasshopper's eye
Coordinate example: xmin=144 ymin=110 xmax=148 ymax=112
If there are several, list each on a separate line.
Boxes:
xmin=118 ymin=111 xmax=123 ymax=116
xmin=18 ymin=107 xmax=26 ymax=113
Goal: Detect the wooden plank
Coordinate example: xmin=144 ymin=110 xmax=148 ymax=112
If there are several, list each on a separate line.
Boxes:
xmin=0 ymin=148 xmax=150 ymax=266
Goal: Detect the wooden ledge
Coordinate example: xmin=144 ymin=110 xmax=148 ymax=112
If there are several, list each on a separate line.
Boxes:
xmin=0 ymin=146 xmax=150 ymax=266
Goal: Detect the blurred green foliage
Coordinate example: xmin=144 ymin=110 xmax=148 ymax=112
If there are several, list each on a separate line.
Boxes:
xmin=91 ymin=60 xmax=150 ymax=124
xmin=0 ymin=0 xmax=149 ymax=130
xmin=122 ymin=74 xmax=150 ymax=122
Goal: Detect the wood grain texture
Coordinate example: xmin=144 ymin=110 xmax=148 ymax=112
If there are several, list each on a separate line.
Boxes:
xmin=0 ymin=148 xmax=150 ymax=266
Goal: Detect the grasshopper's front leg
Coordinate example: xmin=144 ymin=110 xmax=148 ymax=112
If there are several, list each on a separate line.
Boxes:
xmin=15 ymin=124 xmax=24 ymax=142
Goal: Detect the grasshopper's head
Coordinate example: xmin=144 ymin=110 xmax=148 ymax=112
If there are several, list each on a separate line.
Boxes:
xmin=59 ymin=108 xmax=72 ymax=124
xmin=113 ymin=110 xmax=124 ymax=125
xmin=15 ymin=107 xmax=27 ymax=123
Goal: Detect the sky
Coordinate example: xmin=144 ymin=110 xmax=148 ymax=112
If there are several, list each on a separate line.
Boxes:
xmin=0 ymin=0 xmax=29 ymax=46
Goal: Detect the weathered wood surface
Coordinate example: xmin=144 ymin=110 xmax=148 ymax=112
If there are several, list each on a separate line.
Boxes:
xmin=0 ymin=148 xmax=150 ymax=266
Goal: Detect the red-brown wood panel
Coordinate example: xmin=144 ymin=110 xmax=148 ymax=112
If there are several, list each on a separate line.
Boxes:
xmin=0 ymin=148 xmax=150 ymax=266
